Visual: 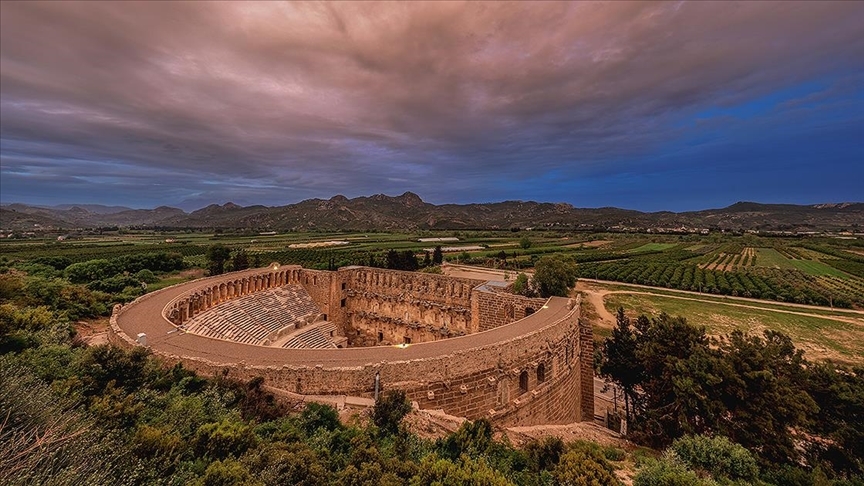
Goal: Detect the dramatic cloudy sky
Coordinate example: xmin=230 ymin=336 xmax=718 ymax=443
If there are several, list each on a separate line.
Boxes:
xmin=1 ymin=2 xmax=862 ymax=211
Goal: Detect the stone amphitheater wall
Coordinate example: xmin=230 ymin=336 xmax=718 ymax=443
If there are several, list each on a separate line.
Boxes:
xmin=471 ymin=287 xmax=548 ymax=333
xmin=110 ymin=266 xmax=594 ymax=425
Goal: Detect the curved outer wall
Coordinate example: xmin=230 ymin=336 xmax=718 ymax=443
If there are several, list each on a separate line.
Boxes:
xmin=109 ymin=266 xmax=594 ymax=426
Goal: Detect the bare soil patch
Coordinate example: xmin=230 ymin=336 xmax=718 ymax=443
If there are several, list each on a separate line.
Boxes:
xmin=441 ymin=263 xmax=528 ymax=281
xmin=74 ymin=319 xmax=110 ymax=346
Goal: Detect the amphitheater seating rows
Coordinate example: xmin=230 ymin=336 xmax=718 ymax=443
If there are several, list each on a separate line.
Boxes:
xmin=282 ymin=322 xmax=338 ymax=349
xmin=184 ymin=285 xmax=323 ymax=346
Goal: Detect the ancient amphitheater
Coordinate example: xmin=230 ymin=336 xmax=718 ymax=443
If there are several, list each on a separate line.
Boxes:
xmin=110 ymin=264 xmax=594 ymax=426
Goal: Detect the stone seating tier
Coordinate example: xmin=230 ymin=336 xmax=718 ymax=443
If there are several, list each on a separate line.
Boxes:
xmin=184 ymin=284 xmax=323 ymax=346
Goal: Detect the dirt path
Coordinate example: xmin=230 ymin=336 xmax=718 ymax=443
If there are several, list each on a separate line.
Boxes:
xmin=582 ymin=287 xmax=616 ymax=326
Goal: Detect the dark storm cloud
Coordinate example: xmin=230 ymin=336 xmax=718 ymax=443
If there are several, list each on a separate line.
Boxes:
xmin=1 ymin=1 xmax=862 ymax=209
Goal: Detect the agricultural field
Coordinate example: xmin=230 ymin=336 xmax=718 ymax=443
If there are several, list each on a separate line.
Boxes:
xmin=599 ymin=289 xmax=864 ymax=365
xmin=2 ymin=230 xmax=862 ymax=309
xmin=573 ymin=239 xmax=864 ymax=309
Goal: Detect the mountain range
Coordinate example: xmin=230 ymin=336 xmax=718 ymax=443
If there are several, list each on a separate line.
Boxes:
xmin=1 ymin=193 xmax=862 ymax=232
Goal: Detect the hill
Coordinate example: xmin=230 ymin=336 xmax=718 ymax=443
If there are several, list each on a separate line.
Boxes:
xmin=1 ymin=194 xmax=862 ymax=232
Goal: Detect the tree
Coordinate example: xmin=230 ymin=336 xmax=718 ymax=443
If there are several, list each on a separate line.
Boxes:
xmin=712 ymin=330 xmax=817 ymax=466
xmin=512 ymin=273 xmax=534 ymax=297
xmin=524 ymin=436 xmax=564 ymax=473
xmin=422 ymin=251 xmax=431 ymax=267
xmin=386 ymin=250 xmax=419 ymax=271
xmin=439 ymin=419 xmax=497 ymax=461
xmin=401 ymin=250 xmax=419 ymax=271
xmin=206 ymin=245 xmax=232 ymax=276
xmin=299 ymin=402 xmax=341 ymax=436
xmin=410 ymin=455 xmax=512 ymax=486
xmin=195 ymin=459 xmax=260 ymax=486
xmin=804 ymin=362 xmax=864 ymax=476
xmin=519 ymin=237 xmax=532 ymax=250
xmin=386 ymin=250 xmax=400 ymax=270
xmin=194 ymin=419 xmax=257 ymax=459
xmin=372 ymin=390 xmax=412 ymax=436
xmin=232 ymin=250 xmax=250 ymax=271
xmin=432 ymin=246 xmax=444 ymax=265
xmin=598 ymin=308 xmax=640 ymax=423
xmin=531 ymin=255 xmax=577 ymax=297
xmin=629 ymin=313 xmax=720 ymax=447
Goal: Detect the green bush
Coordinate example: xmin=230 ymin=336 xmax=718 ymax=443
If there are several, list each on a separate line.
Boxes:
xmin=553 ymin=450 xmax=623 ymax=486
xmin=524 ymin=436 xmax=564 ymax=472
xmin=440 ymin=419 xmax=495 ymax=459
xmin=135 ymin=269 xmax=158 ymax=283
xmin=373 ymin=390 xmax=412 ymax=436
xmin=194 ymin=418 xmax=258 ymax=460
xmin=670 ymin=434 xmax=759 ymax=481
xmin=299 ymin=401 xmax=341 ymax=436
xmin=195 ymin=459 xmax=261 ymax=486
xmin=634 ymin=452 xmax=718 ymax=486
xmin=241 ymin=442 xmax=328 ymax=486
xmin=410 ymin=454 xmax=513 ymax=486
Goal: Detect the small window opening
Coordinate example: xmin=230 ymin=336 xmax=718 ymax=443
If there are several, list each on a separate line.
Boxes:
xmin=519 ymin=370 xmax=529 ymax=394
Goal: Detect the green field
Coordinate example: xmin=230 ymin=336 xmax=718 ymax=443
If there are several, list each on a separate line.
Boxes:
xmin=628 ymin=243 xmax=677 ymax=253
xmin=604 ymin=292 xmax=864 ymax=364
xmin=585 ymin=280 xmax=864 ymax=318
xmin=3 ymin=230 xmax=862 ymax=309
xmin=788 ymin=259 xmax=850 ymax=278
xmin=754 ymin=248 xmax=798 ymax=269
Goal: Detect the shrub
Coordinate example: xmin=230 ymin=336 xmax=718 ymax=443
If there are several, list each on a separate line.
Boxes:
xmin=410 ymin=454 xmax=512 ymax=486
xmin=524 ymin=436 xmax=565 ymax=472
xmin=242 ymin=442 xmax=328 ymax=486
xmin=299 ymin=402 xmax=341 ymax=436
xmin=440 ymin=419 xmax=495 ymax=459
xmin=553 ymin=450 xmax=623 ymax=486
xmin=634 ymin=452 xmax=717 ymax=486
xmin=195 ymin=459 xmax=261 ymax=486
xmin=373 ymin=390 xmax=412 ymax=436
xmin=194 ymin=418 xmax=258 ymax=460
xmin=135 ymin=269 xmax=157 ymax=283
xmin=670 ymin=434 xmax=758 ymax=481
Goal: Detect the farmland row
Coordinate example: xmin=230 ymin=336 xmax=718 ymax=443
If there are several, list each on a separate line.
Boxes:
xmin=575 ymin=260 xmax=864 ymax=308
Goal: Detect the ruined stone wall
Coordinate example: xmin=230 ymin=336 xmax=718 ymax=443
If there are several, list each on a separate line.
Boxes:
xmin=471 ymin=288 xmax=548 ymax=333
xmin=339 ymin=267 xmax=482 ymax=344
xmin=117 ymin=296 xmax=591 ymax=424
xmin=298 ymin=269 xmax=335 ymax=319
xmin=113 ymin=265 xmax=595 ymax=425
